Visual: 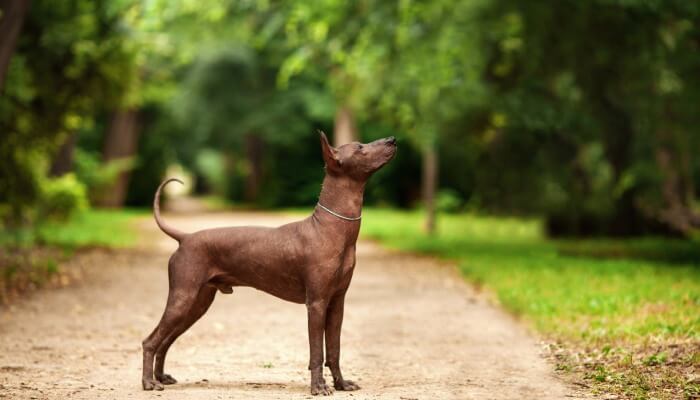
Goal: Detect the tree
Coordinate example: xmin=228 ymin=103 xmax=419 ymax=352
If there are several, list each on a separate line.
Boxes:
xmin=371 ymin=0 xmax=486 ymax=233
xmin=0 ymin=0 xmax=136 ymax=224
xmin=175 ymin=49 xmax=328 ymax=202
xmin=266 ymin=0 xmax=486 ymax=233
xmin=473 ymin=0 xmax=700 ymax=236
xmin=275 ymin=1 xmax=392 ymax=145
xmin=95 ymin=109 xmax=140 ymax=207
xmin=0 ymin=0 xmax=31 ymax=92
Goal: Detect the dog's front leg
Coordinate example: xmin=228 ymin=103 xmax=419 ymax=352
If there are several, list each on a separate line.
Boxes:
xmin=307 ymin=299 xmax=332 ymax=395
xmin=325 ymin=293 xmax=360 ymax=391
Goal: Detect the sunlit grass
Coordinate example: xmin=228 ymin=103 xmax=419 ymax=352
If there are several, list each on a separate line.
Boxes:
xmin=40 ymin=209 xmax=146 ymax=248
xmin=360 ymin=208 xmax=700 ymax=342
xmin=0 ymin=209 xmax=146 ymax=250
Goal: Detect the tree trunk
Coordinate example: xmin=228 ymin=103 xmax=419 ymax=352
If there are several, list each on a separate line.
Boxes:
xmin=49 ymin=133 xmax=76 ymax=177
xmin=96 ymin=108 xmax=140 ymax=208
xmin=333 ymin=105 xmax=357 ymax=146
xmin=244 ymin=134 xmax=263 ymax=202
xmin=422 ymin=144 xmax=438 ymax=235
xmin=0 ymin=0 xmax=31 ymax=92
xmin=223 ymin=151 xmax=237 ymax=200
xmin=655 ymin=131 xmax=700 ymax=235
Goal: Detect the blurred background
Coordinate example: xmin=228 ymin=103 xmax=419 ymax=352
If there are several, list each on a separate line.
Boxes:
xmin=1 ymin=1 xmax=699 ymax=398
xmin=2 ymin=0 xmax=699 ymax=237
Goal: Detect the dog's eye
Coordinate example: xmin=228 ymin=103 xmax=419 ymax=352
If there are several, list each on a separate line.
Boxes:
xmin=356 ymin=144 xmax=363 ymax=151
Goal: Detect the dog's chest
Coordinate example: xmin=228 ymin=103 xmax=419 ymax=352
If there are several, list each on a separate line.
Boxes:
xmin=334 ymin=247 xmax=356 ymax=285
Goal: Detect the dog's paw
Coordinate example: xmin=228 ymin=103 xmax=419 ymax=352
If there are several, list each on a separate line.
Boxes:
xmin=142 ymin=378 xmax=164 ymax=391
xmin=156 ymin=373 xmax=177 ymax=385
xmin=334 ymin=379 xmax=360 ymax=391
xmin=310 ymin=382 xmax=334 ymax=396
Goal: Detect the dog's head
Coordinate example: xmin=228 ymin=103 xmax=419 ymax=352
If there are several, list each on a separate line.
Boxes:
xmin=319 ymin=130 xmax=397 ymax=180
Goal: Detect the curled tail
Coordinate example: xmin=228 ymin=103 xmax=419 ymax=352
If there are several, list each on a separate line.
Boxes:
xmin=153 ymin=178 xmax=186 ymax=242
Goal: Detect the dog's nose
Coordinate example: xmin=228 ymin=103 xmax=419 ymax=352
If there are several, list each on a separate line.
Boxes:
xmin=386 ymin=136 xmax=396 ymax=145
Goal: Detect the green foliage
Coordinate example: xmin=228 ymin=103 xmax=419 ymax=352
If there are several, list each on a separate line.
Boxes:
xmin=468 ymin=0 xmax=700 ymax=235
xmin=258 ymin=133 xmax=326 ymax=207
xmin=170 ymin=46 xmax=335 ymax=204
xmin=122 ymin=103 xmax=179 ymax=206
xmin=38 ymin=173 xmax=88 ymax=221
xmin=193 ymin=150 xmax=229 ymax=197
xmin=73 ymin=149 xmax=134 ymax=203
xmin=275 ymin=0 xmax=487 ymax=149
xmin=0 ymin=149 xmax=43 ymax=225
xmin=175 ymin=49 xmax=315 ymax=149
xmin=4 ymin=0 xmax=700 ymax=237
xmin=436 ymin=189 xmax=464 ymax=214
xmin=0 ymin=0 xmax=137 ymax=224
xmin=558 ymin=238 xmax=700 ymax=265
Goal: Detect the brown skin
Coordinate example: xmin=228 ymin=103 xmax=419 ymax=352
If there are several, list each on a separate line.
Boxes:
xmin=142 ymin=132 xmax=397 ymax=395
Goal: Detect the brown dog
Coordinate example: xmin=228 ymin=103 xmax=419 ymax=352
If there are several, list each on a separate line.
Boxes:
xmin=142 ymin=131 xmax=397 ymax=395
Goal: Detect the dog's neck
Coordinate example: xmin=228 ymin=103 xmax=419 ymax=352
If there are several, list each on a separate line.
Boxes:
xmin=316 ymin=173 xmax=366 ymax=221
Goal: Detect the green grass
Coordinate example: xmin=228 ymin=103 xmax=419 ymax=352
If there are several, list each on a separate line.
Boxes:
xmin=360 ymin=208 xmax=700 ymax=342
xmin=1 ymin=208 xmax=146 ymax=250
xmin=38 ymin=208 xmax=146 ymax=248
xmin=360 ymin=208 xmax=700 ymax=398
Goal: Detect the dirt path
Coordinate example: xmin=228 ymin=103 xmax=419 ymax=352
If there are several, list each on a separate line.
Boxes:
xmin=0 ymin=211 xmax=583 ymax=399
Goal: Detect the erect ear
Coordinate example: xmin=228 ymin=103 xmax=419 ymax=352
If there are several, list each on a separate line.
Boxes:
xmin=318 ymin=130 xmax=341 ymax=168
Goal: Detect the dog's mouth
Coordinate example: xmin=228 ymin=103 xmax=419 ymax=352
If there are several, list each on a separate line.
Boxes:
xmin=386 ymin=140 xmax=397 ymax=154
xmin=381 ymin=142 xmax=397 ymax=164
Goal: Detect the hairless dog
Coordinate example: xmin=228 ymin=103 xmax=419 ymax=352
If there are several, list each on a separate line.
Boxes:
xmin=142 ymin=131 xmax=397 ymax=395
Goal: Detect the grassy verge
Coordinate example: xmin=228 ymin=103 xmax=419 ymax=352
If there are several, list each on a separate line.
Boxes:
xmin=0 ymin=208 xmax=145 ymax=303
xmin=1 ymin=208 xmax=146 ymax=249
xmin=360 ymin=208 xmax=700 ymax=400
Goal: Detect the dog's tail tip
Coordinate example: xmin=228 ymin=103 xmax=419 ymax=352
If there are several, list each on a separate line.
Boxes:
xmin=160 ymin=177 xmax=184 ymax=187
xmin=153 ymin=178 xmax=186 ymax=242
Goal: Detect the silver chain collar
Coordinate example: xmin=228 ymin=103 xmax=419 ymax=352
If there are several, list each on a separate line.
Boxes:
xmin=316 ymin=203 xmax=362 ymax=221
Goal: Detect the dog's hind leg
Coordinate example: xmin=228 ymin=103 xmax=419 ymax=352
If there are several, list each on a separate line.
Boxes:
xmin=142 ymin=286 xmax=202 ymax=391
xmin=153 ymin=285 xmax=217 ymax=385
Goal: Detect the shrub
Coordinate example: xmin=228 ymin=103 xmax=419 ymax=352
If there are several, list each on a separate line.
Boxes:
xmin=436 ymin=189 xmax=464 ymax=214
xmin=39 ymin=173 xmax=89 ymax=221
xmin=74 ymin=149 xmax=134 ymax=203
